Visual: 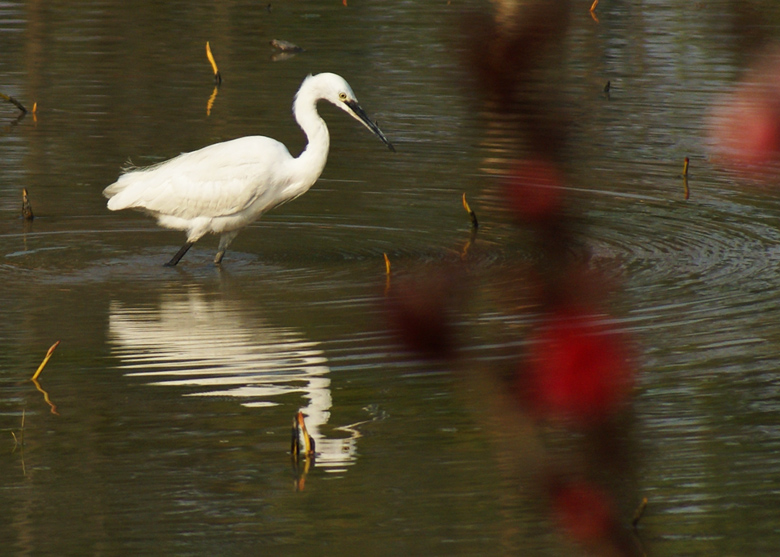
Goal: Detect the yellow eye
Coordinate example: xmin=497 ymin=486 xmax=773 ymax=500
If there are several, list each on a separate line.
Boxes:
xmin=339 ymin=92 xmax=347 ymax=101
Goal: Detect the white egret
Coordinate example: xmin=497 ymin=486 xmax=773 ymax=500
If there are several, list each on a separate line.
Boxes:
xmin=103 ymin=72 xmax=394 ymax=266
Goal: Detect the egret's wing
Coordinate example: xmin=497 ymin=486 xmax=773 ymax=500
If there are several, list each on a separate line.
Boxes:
xmin=105 ymin=137 xmax=294 ymax=219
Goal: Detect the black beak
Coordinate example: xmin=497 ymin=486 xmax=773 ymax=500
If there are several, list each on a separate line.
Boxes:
xmin=345 ymin=99 xmax=395 ymax=152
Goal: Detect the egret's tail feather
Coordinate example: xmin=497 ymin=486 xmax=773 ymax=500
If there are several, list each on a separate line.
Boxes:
xmin=103 ymin=182 xmax=122 ymax=200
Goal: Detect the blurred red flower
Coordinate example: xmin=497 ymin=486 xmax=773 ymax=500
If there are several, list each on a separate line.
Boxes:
xmin=709 ymin=46 xmax=780 ymax=173
xmin=385 ymin=271 xmax=458 ymax=359
xmin=521 ymin=306 xmax=635 ymax=426
xmin=503 ymin=159 xmax=565 ymax=225
xmin=550 ymin=480 xmax=616 ymax=544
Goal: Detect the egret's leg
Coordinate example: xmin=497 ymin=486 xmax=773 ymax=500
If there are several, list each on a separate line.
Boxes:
xmin=214 ymin=231 xmax=239 ymax=265
xmin=165 ymin=241 xmax=194 ymax=267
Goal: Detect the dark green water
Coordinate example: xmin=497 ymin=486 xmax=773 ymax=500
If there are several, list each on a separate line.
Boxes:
xmin=3 ymin=1 xmax=780 ymax=554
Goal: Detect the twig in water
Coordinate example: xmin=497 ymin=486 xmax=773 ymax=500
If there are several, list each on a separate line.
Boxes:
xmin=22 ymin=188 xmax=34 ymax=220
xmin=0 ymin=92 xmax=27 ymax=113
xmin=462 ymin=193 xmax=479 ymax=229
xmin=291 ymin=411 xmax=316 ymax=491
xmin=589 ymin=0 xmax=600 ymax=22
xmin=206 ymin=42 xmax=222 ymax=84
xmin=207 ymin=86 xmax=219 ymax=116
xmin=11 ymin=408 xmax=25 ymax=453
xmin=383 ymin=253 xmax=391 ymax=295
xmin=32 ymin=378 xmax=58 ymax=415
xmin=632 ymin=497 xmax=648 ymax=529
xmin=31 ymin=341 xmax=60 ymax=381
xmin=681 ymin=157 xmax=690 ymax=200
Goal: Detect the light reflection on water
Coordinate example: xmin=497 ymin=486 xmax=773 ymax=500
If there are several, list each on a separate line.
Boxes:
xmin=107 ymin=288 xmax=359 ymax=471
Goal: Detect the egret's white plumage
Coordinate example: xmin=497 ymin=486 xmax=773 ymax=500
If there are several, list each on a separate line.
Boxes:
xmin=103 ymin=72 xmax=393 ymax=266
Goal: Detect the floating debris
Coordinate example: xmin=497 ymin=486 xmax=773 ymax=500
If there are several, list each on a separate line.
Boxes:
xmin=206 ymin=41 xmax=222 ymax=85
xmin=682 ymin=156 xmax=689 ymax=177
xmin=270 ymin=39 xmax=305 ymax=53
xmin=22 ymin=188 xmax=34 ymax=220
xmin=604 ymin=80 xmax=611 ymax=98
xmin=384 ymin=253 xmax=391 ymax=275
xmin=462 ymin=193 xmax=479 ymax=229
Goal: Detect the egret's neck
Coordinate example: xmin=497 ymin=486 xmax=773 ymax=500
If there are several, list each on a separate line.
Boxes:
xmin=293 ymin=95 xmax=330 ymax=185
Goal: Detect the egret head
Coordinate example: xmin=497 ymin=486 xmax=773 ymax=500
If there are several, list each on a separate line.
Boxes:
xmin=303 ymin=73 xmax=395 ymax=152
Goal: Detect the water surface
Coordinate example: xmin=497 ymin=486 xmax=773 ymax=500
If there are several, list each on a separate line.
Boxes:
xmin=3 ymin=1 xmax=780 ymax=554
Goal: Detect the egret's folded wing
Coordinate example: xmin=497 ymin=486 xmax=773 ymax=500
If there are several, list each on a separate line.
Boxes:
xmin=105 ymin=137 xmax=293 ymax=220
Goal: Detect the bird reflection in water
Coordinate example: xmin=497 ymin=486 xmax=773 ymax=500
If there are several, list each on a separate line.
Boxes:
xmin=106 ymin=288 xmax=360 ymax=473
